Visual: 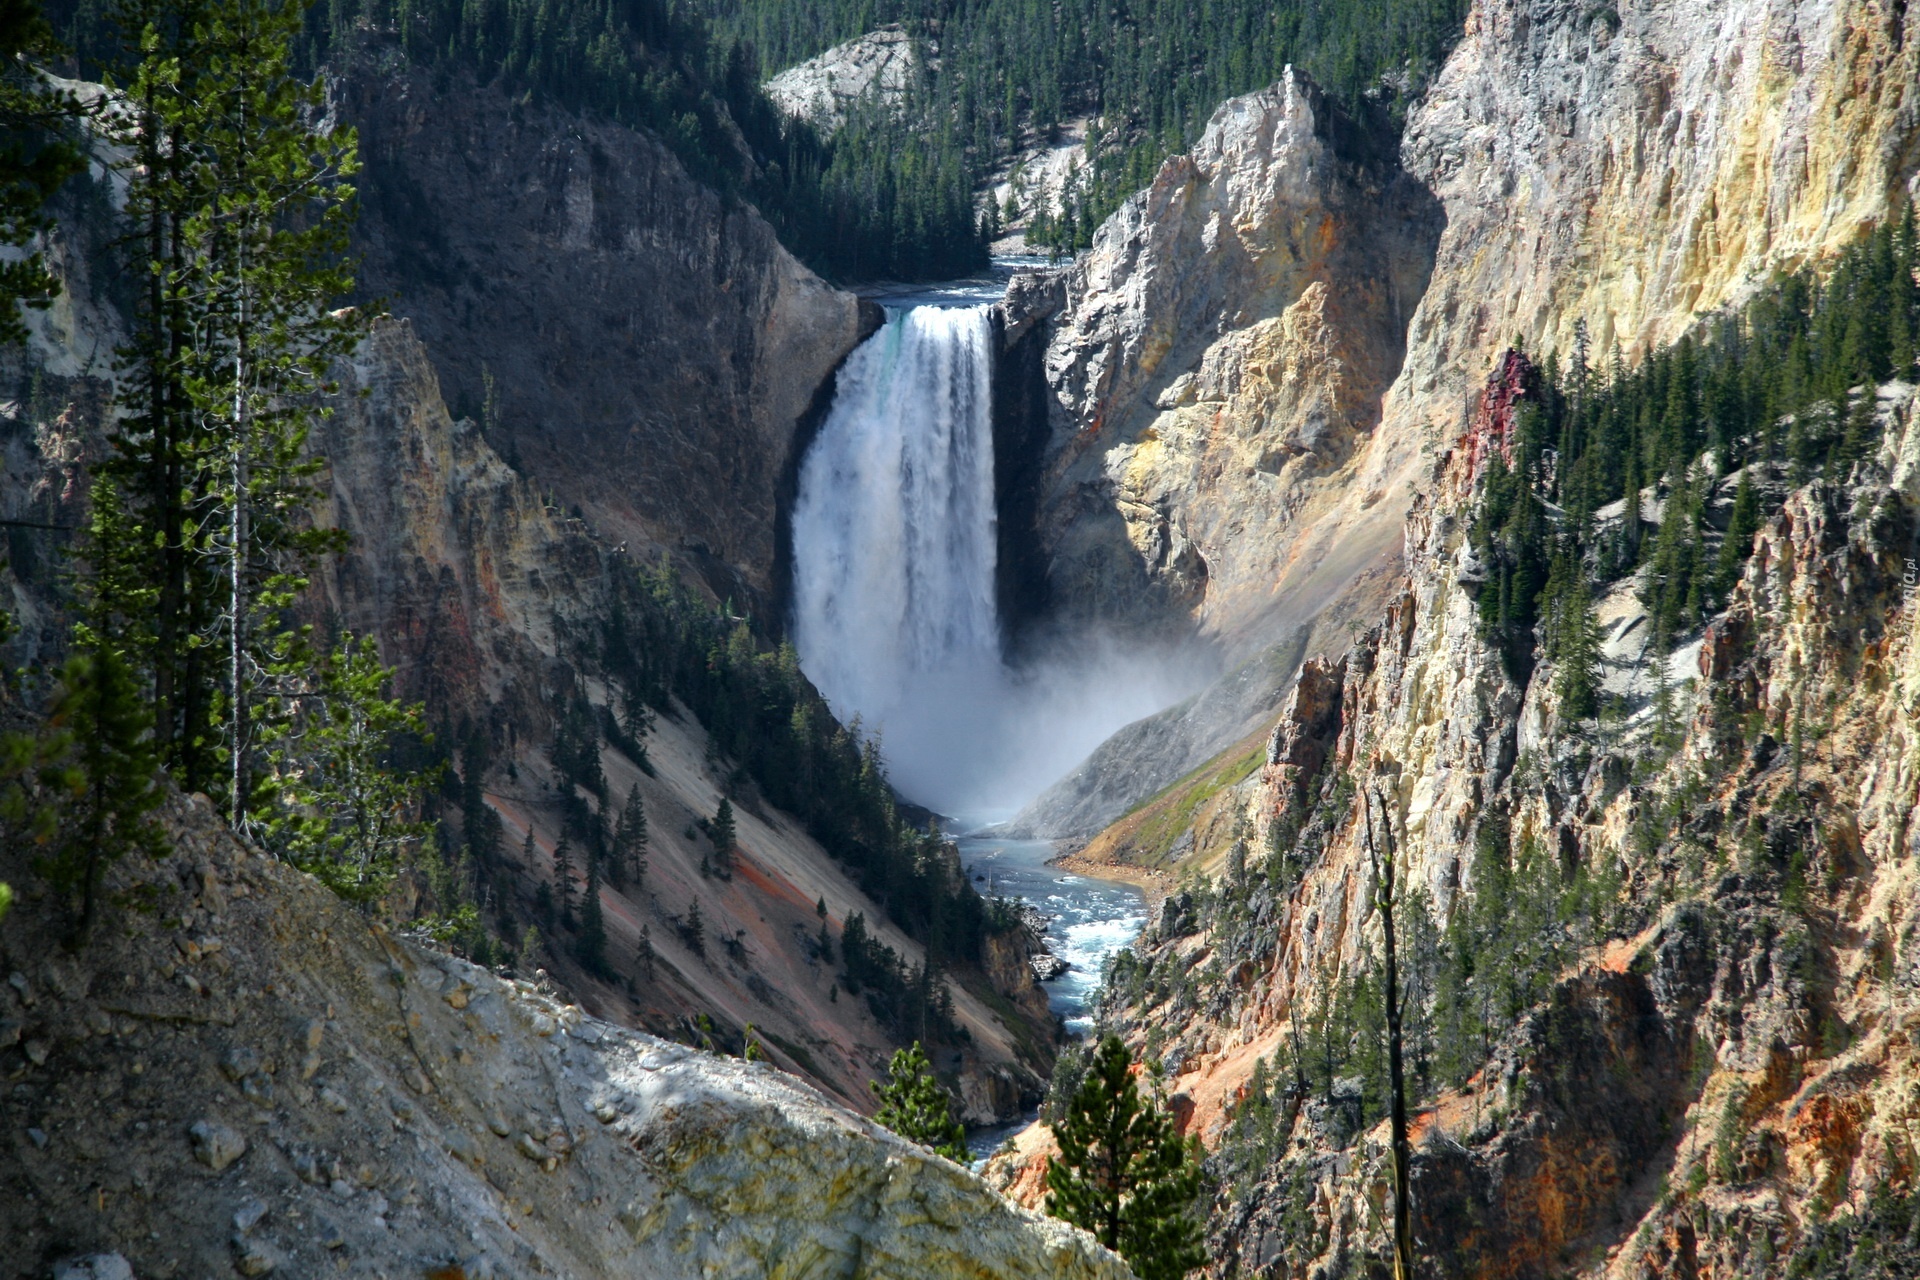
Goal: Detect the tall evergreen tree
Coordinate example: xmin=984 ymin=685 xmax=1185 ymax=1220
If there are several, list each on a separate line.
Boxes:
xmin=613 ymin=784 xmax=648 ymax=887
xmin=710 ymin=795 xmax=737 ymax=878
xmin=1046 ymin=1036 xmax=1205 ymax=1280
xmin=1553 ymin=573 xmax=1602 ymax=721
xmin=24 ymin=643 xmax=166 ymax=947
xmin=553 ymin=835 xmax=576 ymax=927
xmin=96 ymin=0 xmax=364 ymax=821
xmin=577 ymin=855 xmax=608 ymax=976
xmin=258 ymin=635 xmax=437 ymax=902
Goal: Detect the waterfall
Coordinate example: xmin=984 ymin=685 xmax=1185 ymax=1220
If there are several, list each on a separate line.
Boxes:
xmin=792 ymin=301 xmax=1204 ymax=819
xmin=790 ymin=305 xmax=1003 ymax=811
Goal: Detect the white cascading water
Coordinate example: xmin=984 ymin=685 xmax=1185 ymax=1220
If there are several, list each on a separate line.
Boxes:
xmin=791 ymin=305 xmax=1002 ymax=811
xmin=792 ymin=302 xmax=1202 ymax=819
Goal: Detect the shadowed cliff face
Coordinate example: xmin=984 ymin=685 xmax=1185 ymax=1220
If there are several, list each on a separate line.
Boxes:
xmin=340 ymin=47 xmax=867 ymax=605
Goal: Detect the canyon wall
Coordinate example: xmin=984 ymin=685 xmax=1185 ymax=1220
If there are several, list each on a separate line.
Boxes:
xmin=993 ymin=0 xmax=1920 ymax=1273
xmin=1047 ymin=369 xmax=1920 ymax=1277
xmin=1016 ymin=0 xmax=1920 ymax=837
xmin=339 ymin=42 xmax=872 ymax=606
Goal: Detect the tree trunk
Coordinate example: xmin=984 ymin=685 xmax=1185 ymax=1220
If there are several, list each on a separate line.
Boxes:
xmin=1369 ymin=788 xmax=1415 ymax=1280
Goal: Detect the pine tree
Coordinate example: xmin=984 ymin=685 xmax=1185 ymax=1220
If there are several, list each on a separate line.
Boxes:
xmin=613 ymin=784 xmax=649 ymax=887
xmin=871 ymin=1041 xmax=969 ymax=1161
xmin=0 ymin=0 xmax=80 ymax=345
xmin=554 ymin=836 xmax=576 ymax=928
xmin=684 ymin=897 xmax=705 ymax=957
xmin=1553 ymin=574 xmax=1602 ymax=721
xmin=98 ymin=0 xmax=365 ymax=818
xmin=710 ymin=796 xmax=737 ymax=878
xmin=258 ymin=635 xmax=436 ymax=902
xmin=577 ymin=856 xmax=608 ymax=976
xmin=1045 ymin=1036 xmax=1206 ymax=1280
xmin=21 ymin=643 xmax=166 ymax=947
xmin=1717 ymin=467 xmax=1762 ymax=595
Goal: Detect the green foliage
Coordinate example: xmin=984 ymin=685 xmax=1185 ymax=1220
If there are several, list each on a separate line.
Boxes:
xmin=697 ymin=0 xmax=1471 ymax=259
xmin=1543 ymin=554 xmax=1600 ymax=720
xmin=612 ymin=784 xmax=648 ymax=888
xmin=0 ymin=0 xmax=84 ymax=344
xmin=576 ymin=854 xmax=609 ymax=976
xmin=1784 ymin=1178 xmax=1920 ymax=1278
xmin=9 ymin=643 xmax=167 ymax=947
xmin=550 ymin=685 xmax=607 ymax=801
xmin=682 ymin=896 xmax=704 ymax=955
xmin=870 ymin=1040 xmax=968 ymax=1161
xmin=838 ymin=909 xmax=960 ymax=1043
xmin=598 ymin=563 xmax=1007 ymax=972
xmin=1473 ymin=204 xmax=1920 ymax=676
xmin=709 ymin=795 xmax=736 ymax=877
xmin=1046 ymin=1035 xmax=1206 ymax=1280
xmin=87 ymin=0 xmax=366 ymax=819
xmin=258 ymin=635 xmax=438 ymax=902
xmin=0 ymin=880 xmax=11 ymax=921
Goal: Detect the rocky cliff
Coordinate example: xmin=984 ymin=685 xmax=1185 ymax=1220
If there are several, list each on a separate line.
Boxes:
xmin=340 ymin=41 xmax=871 ymax=606
xmin=0 ymin=789 xmax=1130 ymax=1280
xmin=1030 ymin=363 xmax=1920 ymax=1276
xmin=1015 ymin=0 xmax=1920 ymax=839
xmin=764 ymin=27 xmax=925 ymax=136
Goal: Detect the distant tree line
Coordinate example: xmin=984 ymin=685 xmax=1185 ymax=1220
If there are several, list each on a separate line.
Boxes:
xmin=695 ymin=0 xmax=1473 ymax=257
xmin=45 ymin=0 xmax=984 ymax=281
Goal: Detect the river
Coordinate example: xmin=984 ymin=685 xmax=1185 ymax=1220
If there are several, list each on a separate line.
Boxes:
xmin=956 ymin=831 xmax=1147 ymax=1159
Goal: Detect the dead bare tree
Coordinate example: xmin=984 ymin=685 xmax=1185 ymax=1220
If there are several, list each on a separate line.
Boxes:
xmin=1364 ymin=783 xmax=1414 ymax=1280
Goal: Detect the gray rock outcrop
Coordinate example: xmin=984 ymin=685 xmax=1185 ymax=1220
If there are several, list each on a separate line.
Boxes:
xmin=765 ymin=27 xmax=924 ymax=135
xmin=0 ymin=793 xmax=1132 ymax=1280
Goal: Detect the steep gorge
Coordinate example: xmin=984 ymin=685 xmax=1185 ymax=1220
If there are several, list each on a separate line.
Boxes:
xmin=983 ymin=0 xmax=1920 ymax=1274
xmin=1012 ymin=0 xmax=1920 ymax=840
xmin=0 ymin=43 xmax=1058 ymax=1133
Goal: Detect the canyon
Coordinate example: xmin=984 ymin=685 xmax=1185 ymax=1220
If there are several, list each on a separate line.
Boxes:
xmin=5 ymin=0 xmax=1920 ymax=1275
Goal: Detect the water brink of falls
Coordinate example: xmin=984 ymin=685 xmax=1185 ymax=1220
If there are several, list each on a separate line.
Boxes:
xmin=792 ymin=303 xmax=1201 ymax=818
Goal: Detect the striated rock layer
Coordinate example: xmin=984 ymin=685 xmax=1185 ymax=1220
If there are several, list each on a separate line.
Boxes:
xmin=0 ymin=794 xmax=1130 ymax=1280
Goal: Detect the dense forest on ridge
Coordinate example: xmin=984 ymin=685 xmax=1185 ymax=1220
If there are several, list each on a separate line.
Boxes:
xmin=44 ymin=0 xmax=1471 ymax=278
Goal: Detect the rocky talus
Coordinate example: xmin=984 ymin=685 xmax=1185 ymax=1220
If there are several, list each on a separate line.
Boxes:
xmin=1016 ymin=0 xmax=1920 ymax=839
xmin=0 ymin=793 xmax=1130 ymax=1280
